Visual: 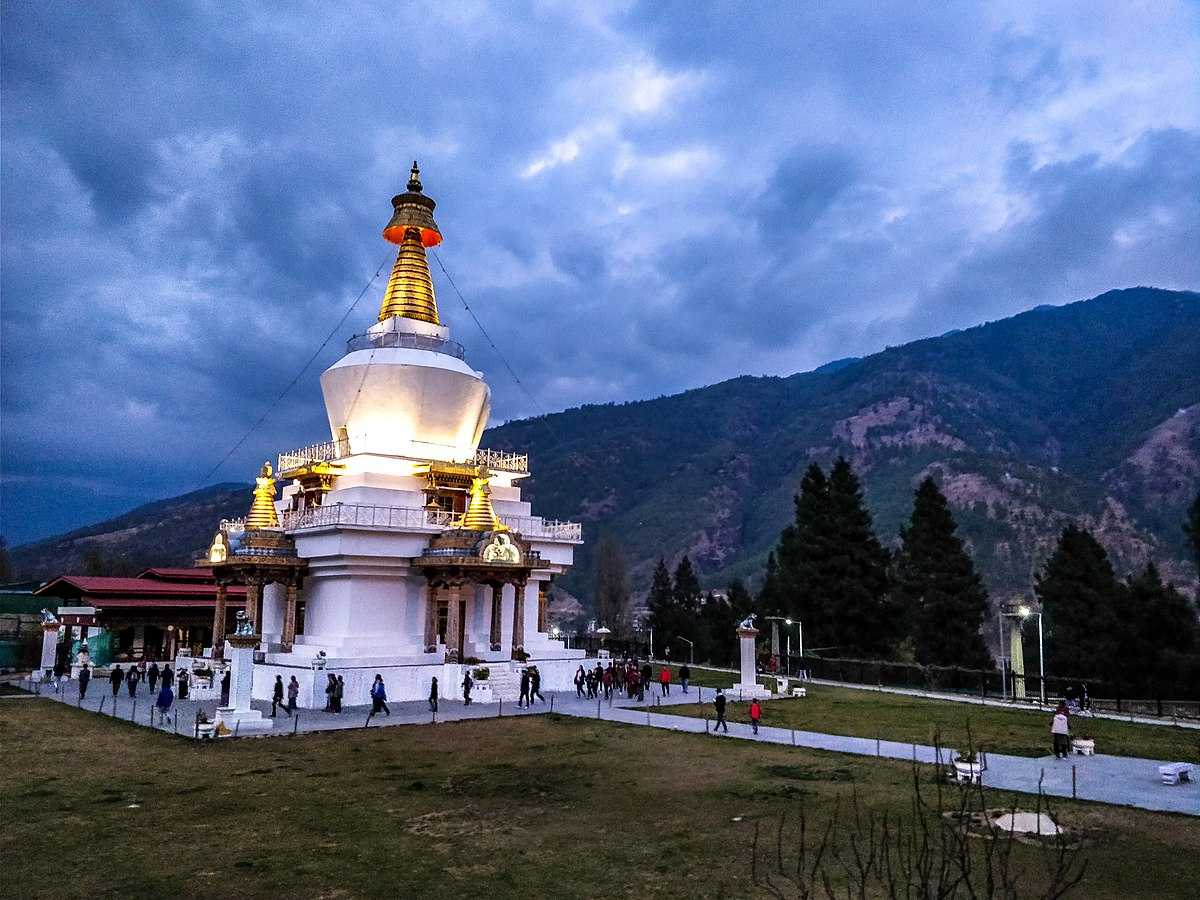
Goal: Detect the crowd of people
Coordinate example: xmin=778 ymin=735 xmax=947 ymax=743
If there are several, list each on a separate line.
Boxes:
xmin=572 ymin=657 xmax=693 ymax=702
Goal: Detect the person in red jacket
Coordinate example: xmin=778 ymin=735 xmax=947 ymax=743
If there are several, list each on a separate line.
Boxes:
xmin=749 ymin=698 xmax=762 ymax=735
xmin=659 ymin=667 xmax=671 ymax=697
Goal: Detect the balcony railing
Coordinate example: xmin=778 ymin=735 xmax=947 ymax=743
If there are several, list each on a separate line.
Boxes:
xmin=220 ymin=517 xmax=246 ymax=535
xmin=280 ymin=503 xmax=582 ymax=542
xmin=345 ymin=331 xmax=466 ymax=359
xmin=278 ymin=438 xmax=351 ymax=472
xmin=474 ymin=448 xmax=529 ymax=474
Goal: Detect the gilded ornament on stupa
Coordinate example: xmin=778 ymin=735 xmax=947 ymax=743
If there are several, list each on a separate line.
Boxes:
xmin=246 ymin=461 xmax=280 ymax=529
xmin=458 ymin=475 xmax=507 ymax=532
xmin=377 ymin=161 xmax=443 ymax=326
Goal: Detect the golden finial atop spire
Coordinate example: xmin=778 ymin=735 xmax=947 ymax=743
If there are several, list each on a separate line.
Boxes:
xmin=378 ymin=161 xmax=443 ymax=325
xmin=458 ymin=474 xmax=507 ymax=532
xmin=246 ymin=462 xmax=280 ymax=529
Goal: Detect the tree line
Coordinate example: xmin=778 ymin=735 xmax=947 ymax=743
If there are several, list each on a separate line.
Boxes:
xmin=636 ymin=457 xmax=1200 ymax=698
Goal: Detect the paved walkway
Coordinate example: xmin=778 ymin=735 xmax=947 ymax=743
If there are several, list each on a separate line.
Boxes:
xmin=28 ymin=680 xmax=1199 ymax=817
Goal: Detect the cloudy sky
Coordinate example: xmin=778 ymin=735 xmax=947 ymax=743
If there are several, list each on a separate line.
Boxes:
xmin=2 ymin=1 xmax=1198 ymax=545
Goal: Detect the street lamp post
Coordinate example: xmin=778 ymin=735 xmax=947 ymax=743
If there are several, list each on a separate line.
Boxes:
xmin=677 ymin=636 xmax=694 ymax=665
xmin=1018 ymin=605 xmax=1046 ymax=706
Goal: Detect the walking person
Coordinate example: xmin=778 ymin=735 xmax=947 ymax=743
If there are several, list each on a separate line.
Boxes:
xmin=77 ymin=663 xmax=91 ymax=699
xmin=1051 ymin=703 xmax=1070 ymax=759
xmin=659 ymin=667 xmax=671 ymax=697
xmin=286 ymin=676 xmax=299 ymax=716
xmin=161 ymin=665 xmax=174 ymax=692
xmin=220 ymin=668 xmax=231 ymax=706
xmin=367 ymin=674 xmax=390 ymax=720
xmin=177 ymin=668 xmax=190 ymax=700
xmin=334 ymin=676 xmax=345 ymax=713
xmin=462 ymin=670 xmax=473 ymax=706
xmin=429 ymin=676 xmax=439 ymax=713
xmin=574 ymin=665 xmax=586 ymax=698
xmin=147 ymin=661 xmax=159 ymax=696
xmin=518 ymin=668 xmax=531 ymax=708
xmin=109 ymin=664 xmax=124 ymax=698
xmin=679 ymin=664 xmax=690 ymax=694
xmin=749 ymin=698 xmax=762 ymax=735
xmin=53 ymin=659 xmax=66 ymax=694
xmin=271 ymin=675 xmax=286 ymax=717
xmin=126 ymin=666 xmax=139 ymax=698
xmin=602 ymin=665 xmax=613 ymax=701
xmin=324 ymin=674 xmax=337 ymax=712
xmin=529 ymin=666 xmax=544 ymax=704
xmin=641 ymin=662 xmax=653 ymax=696
xmin=713 ymin=689 xmax=729 ymax=734
xmin=155 ymin=681 xmax=174 ymax=725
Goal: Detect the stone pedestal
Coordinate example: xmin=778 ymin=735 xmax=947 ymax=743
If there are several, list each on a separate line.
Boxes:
xmin=732 ymin=626 xmax=771 ymax=700
xmin=214 ymin=635 xmax=273 ymax=736
xmin=33 ymin=624 xmax=60 ymax=680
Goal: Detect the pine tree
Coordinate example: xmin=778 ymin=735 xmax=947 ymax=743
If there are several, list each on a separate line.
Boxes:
xmin=1121 ymin=563 xmax=1199 ymax=696
xmin=1034 ymin=525 xmax=1122 ymax=683
xmin=757 ymin=551 xmax=784 ymax=615
xmin=648 ymin=557 xmax=686 ymax=655
xmin=591 ymin=534 xmax=630 ymax=634
xmin=673 ymin=555 xmax=702 ymax=607
xmin=761 ymin=463 xmax=832 ymax=629
xmin=1184 ymin=491 xmax=1200 ymax=574
xmin=822 ymin=457 xmax=893 ymax=657
xmin=894 ymin=478 xmax=992 ymax=668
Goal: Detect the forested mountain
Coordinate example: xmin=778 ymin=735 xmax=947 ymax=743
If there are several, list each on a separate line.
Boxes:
xmin=484 ymin=287 xmax=1199 ymax=602
xmin=10 ymin=288 xmax=1199 ymax=607
xmin=9 ymin=484 xmax=247 ymax=579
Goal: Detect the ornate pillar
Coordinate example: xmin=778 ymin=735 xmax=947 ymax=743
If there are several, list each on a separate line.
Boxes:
xmin=510 ymin=578 xmax=527 ymax=660
xmin=282 ymin=582 xmax=298 ymax=650
xmin=424 ymin=582 xmax=439 ymax=653
xmin=245 ymin=580 xmax=263 ymax=633
xmin=489 ymin=583 xmax=503 ymax=651
xmin=445 ymin=581 xmax=463 ymax=663
xmin=537 ymin=580 xmax=548 ymax=633
xmin=211 ymin=583 xmax=228 ymax=659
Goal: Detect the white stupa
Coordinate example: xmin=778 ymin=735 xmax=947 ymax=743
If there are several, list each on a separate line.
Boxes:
xmin=210 ymin=164 xmax=584 ymax=705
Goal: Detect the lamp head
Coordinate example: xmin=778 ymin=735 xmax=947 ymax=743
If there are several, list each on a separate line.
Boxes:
xmin=785 ymin=618 xmax=793 ymax=625
xmin=1017 ymin=605 xmax=1031 ymax=618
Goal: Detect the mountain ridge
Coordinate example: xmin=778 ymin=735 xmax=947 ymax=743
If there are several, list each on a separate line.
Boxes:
xmin=9 ymin=287 xmax=1199 ymax=608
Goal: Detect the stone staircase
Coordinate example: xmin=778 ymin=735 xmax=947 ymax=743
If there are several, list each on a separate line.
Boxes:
xmin=484 ymin=663 xmax=523 ymax=702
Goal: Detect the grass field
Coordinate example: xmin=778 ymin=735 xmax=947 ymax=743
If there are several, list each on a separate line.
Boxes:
xmin=654 ymin=679 xmax=1200 ymax=761
xmin=2 ymin=700 xmax=1198 ymax=899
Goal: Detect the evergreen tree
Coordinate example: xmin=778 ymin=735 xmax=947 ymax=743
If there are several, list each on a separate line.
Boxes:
xmin=1185 ymin=491 xmax=1200 ymax=574
xmin=821 ymin=457 xmax=893 ymax=657
xmin=894 ymin=478 xmax=992 ymax=668
xmin=648 ymin=557 xmax=688 ymax=656
xmin=673 ymin=555 xmax=702 ymax=607
xmin=1121 ymin=563 xmax=1199 ymax=696
xmin=591 ymin=533 xmax=630 ymax=634
xmin=701 ymin=579 xmax=756 ymax=667
xmin=1034 ymin=525 xmax=1122 ymax=683
xmin=757 ymin=551 xmax=784 ymax=615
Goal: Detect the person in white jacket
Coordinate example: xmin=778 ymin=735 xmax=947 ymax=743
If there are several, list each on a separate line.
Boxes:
xmin=1050 ymin=704 xmax=1070 ymax=759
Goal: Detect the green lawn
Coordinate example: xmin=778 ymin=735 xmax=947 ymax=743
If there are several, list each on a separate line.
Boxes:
xmin=2 ymin=700 xmax=1198 ymax=898
xmin=657 ymin=680 xmax=1200 ymax=761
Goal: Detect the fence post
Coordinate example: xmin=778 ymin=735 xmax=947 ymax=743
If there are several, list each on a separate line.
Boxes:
xmin=131 ymin=700 xmax=137 ymax=722
xmin=1072 ymin=765 xmax=1077 ymax=800
xmin=791 ymin=728 xmax=796 ymax=746
xmin=293 ymin=713 xmax=300 ymax=736
xmin=498 ymin=697 xmax=503 ymax=718
xmin=550 ymin=695 xmax=554 ymax=713
xmin=98 ymin=696 xmax=106 ymax=715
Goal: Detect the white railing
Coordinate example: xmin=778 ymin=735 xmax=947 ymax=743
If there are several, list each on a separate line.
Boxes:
xmin=278 ymin=438 xmax=350 ymax=472
xmin=280 ymin=503 xmax=581 ymax=542
xmin=474 ymin=448 xmax=529 ymax=474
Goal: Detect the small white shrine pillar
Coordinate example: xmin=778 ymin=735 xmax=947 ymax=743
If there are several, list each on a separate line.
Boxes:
xmin=33 ymin=622 xmax=60 ymax=680
xmin=213 ymin=634 xmax=273 ymax=735
xmin=733 ymin=625 xmax=772 ymax=700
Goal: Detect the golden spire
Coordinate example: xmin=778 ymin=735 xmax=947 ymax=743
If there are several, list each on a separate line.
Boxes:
xmin=458 ymin=475 xmax=507 ymax=532
xmin=378 ymin=161 xmax=443 ymax=326
xmin=246 ymin=462 xmax=280 ymax=529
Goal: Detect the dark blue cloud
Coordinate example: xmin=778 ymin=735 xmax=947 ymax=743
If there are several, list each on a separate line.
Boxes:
xmin=2 ymin=2 xmax=1197 ymax=544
